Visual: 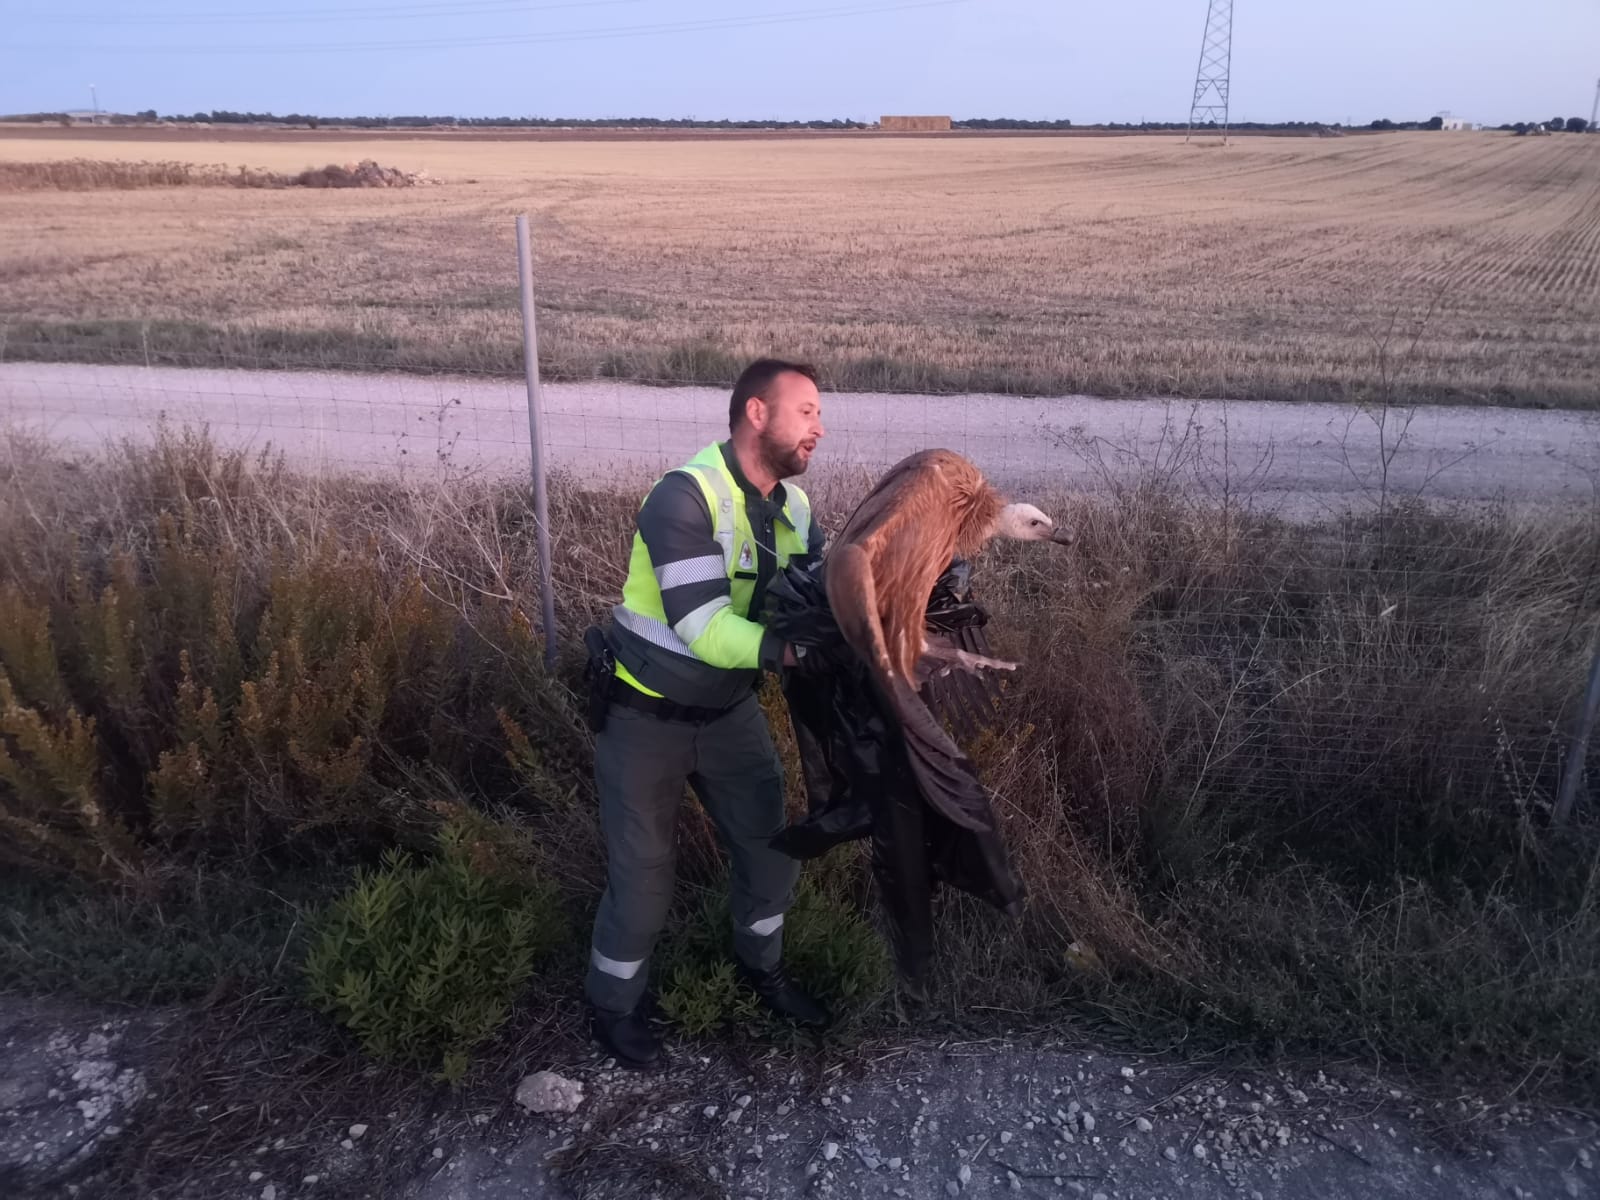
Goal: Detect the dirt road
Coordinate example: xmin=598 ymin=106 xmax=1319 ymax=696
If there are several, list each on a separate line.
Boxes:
xmin=1 ymin=363 xmax=1596 ymax=519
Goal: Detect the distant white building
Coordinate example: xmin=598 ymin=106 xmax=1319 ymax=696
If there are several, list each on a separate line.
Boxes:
xmin=63 ymin=110 xmax=112 ymax=125
xmin=1440 ymin=117 xmax=1475 ymax=131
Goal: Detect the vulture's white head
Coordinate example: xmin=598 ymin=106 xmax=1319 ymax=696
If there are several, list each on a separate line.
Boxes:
xmin=994 ymin=502 xmax=1073 ymax=544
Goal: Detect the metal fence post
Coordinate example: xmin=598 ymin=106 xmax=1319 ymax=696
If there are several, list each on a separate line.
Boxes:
xmin=515 ymin=214 xmax=559 ymax=670
xmin=1554 ymin=646 xmax=1600 ymax=827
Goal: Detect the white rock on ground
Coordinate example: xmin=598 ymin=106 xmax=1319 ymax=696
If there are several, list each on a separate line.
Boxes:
xmin=515 ymin=1071 xmax=585 ymax=1115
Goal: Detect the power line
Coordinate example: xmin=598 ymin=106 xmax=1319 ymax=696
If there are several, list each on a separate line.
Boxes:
xmin=14 ymin=0 xmax=972 ymax=54
xmin=21 ymin=0 xmax=641 ymax=28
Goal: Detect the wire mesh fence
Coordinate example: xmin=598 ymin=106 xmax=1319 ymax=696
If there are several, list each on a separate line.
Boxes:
xmin=3 ymin=212 xmax=1599 ymax=823
xmin=2 ymin=346 xmax=1596 ymax=512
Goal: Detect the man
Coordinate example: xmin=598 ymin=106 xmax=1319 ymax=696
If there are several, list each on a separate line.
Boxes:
xmin=585 ymin=358 xmax=830 ymax=1067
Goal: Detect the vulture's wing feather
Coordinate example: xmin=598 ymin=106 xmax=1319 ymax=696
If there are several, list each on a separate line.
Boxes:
xmin=918 ymin=610 xmax=1004 ymax=737
xmin=826 ymin=544 xmax=995 ymax=835
xmin=922 ymin=559 xmax=1006 ymax=727
xmin=920 ymin=658 xmax=987 ymax=739
xmin=917 ymin=640 xmax=980 ymax=741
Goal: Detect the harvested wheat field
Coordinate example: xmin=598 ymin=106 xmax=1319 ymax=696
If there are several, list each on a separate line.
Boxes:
xmin=2 ymin=129 xmax=1598 ymax=405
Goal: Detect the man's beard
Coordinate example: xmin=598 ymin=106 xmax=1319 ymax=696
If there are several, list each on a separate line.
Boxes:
xmin=759 ymin=430 xmax=810 ymax=479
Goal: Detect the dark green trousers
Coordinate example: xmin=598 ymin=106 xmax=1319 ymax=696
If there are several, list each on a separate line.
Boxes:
xmin=585 ymin=694 xmax=799 ymax=1014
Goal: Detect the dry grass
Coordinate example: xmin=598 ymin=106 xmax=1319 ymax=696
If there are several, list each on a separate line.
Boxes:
xmin=0 ymin=160 xmax=248 ymax=190
xmin=1 ymin=131 xmax=1598 ymax=405
xmin=0 ymin=158 xmax=431 ymax=191
xmin=3 ymin=425 xmax=1599 ymax=1095
xmin=0 ymin=159 xmax=290 ymax=191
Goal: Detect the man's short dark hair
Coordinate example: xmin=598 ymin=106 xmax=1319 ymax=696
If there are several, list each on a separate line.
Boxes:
xmin=729 ymin=358 xmax=819 ymax=432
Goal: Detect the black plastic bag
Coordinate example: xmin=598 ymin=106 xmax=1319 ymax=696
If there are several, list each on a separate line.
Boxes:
xmin=765 ymin=557 xmax=1024 ymax=995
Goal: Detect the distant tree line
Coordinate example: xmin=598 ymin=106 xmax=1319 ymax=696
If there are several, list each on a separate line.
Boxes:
xmin=955 ymin=118 xmax=1074 ymax=129
xmin=954 ymin=118 xmax=1344 ymax=132
xmin=3 ymin=109 xmax=160 ymax=125
xmin=8 ymin=108 xmax=1590 ymax=134
xmin=1502 ymin=117 xmax=1590 ymax=135
xmin=153 ymin=111 xmax=871 ymax=130
xmin=1365 ymin=115 xmax=1592 ymax=134
xmin=1364 ymin=116 xmax=1446 ymax=130
xmin=29 ymin=111 xmax=1355 ymax=134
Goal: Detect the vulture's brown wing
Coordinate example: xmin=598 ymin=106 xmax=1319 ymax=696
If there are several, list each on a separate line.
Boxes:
xmin=826 ymin=543 xmax=996 ymax=835
xmin=918 ymin=560 xmax=1007 ymax=737
xmin=917 ymin=636 xmax=998 ymax=740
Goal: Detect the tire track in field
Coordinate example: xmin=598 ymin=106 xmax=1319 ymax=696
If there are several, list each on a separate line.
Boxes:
xmin=1344 ymin=141 xmax=1596 ymax=310
xmin=1520 ymin=146 xmax=1600 ymax=303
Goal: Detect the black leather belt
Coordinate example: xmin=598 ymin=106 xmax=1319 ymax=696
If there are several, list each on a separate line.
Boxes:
xmin=610 ymin=683 xmax=736 ymax=725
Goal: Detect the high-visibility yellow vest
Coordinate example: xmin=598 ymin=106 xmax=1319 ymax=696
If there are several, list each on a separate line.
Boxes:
xmin=613 ymin=443 xmax=812 ymax=698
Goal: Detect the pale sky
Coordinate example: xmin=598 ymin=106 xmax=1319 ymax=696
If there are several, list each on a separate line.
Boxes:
xmin=4 ymin=0 xmax=1597 ymax=128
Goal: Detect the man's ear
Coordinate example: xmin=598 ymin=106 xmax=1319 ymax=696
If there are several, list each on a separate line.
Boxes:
xmin=744 ymin=395 xmax=768 ymax=432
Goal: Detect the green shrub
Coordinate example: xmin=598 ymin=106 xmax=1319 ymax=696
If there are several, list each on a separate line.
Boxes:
xmin=782 ymin=882 xmax=893 ymax=1025
xmin=658 ymin=880 xmax=890 ymax=1038
xmin=303 ymin=823 xmax=562 ymax=1084
xmin=659 ymin=958 xmax=760 ymax=1037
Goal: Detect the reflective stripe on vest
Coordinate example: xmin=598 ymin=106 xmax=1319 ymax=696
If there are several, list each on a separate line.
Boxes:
xmin=614 ymin=595 xmax=728 ymax=656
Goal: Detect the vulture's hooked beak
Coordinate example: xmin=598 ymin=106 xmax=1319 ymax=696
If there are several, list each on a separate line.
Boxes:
xmin=1050 ymin=528 xmax=1076 ymax=546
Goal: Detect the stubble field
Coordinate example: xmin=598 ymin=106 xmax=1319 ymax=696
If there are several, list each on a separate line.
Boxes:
xmin=2 ymin=128 xmax=1597 ymax=405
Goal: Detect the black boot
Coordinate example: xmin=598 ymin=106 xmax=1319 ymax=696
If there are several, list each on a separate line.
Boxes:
xmin=590 ymin=1003 xmax=662 ymax=1068
xmin=738 ymin=962 xmax=832 ymax=1029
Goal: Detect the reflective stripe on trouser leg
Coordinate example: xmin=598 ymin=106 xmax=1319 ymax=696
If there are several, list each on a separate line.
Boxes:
xmin=590 ymin=948 xmax=645 ymax=980
xmin=585 ymin=706 xmax=692 ymax=1014
xmin=745 ymin=913 xmax=784 ymax=938
xmin=733 ymin=909 xmax=788 ymax=974
xmin=731 ymin=904 xmax=791 ymax=973
xmin=687 ymin=697 xmax=800 ymax=975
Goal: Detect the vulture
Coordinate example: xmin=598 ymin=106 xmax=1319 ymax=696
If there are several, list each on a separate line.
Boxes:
xmin=825 ymin=449 xmax=1071 ymax=830
xmin=768 ymin=449 xmax=1070 ymax=996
